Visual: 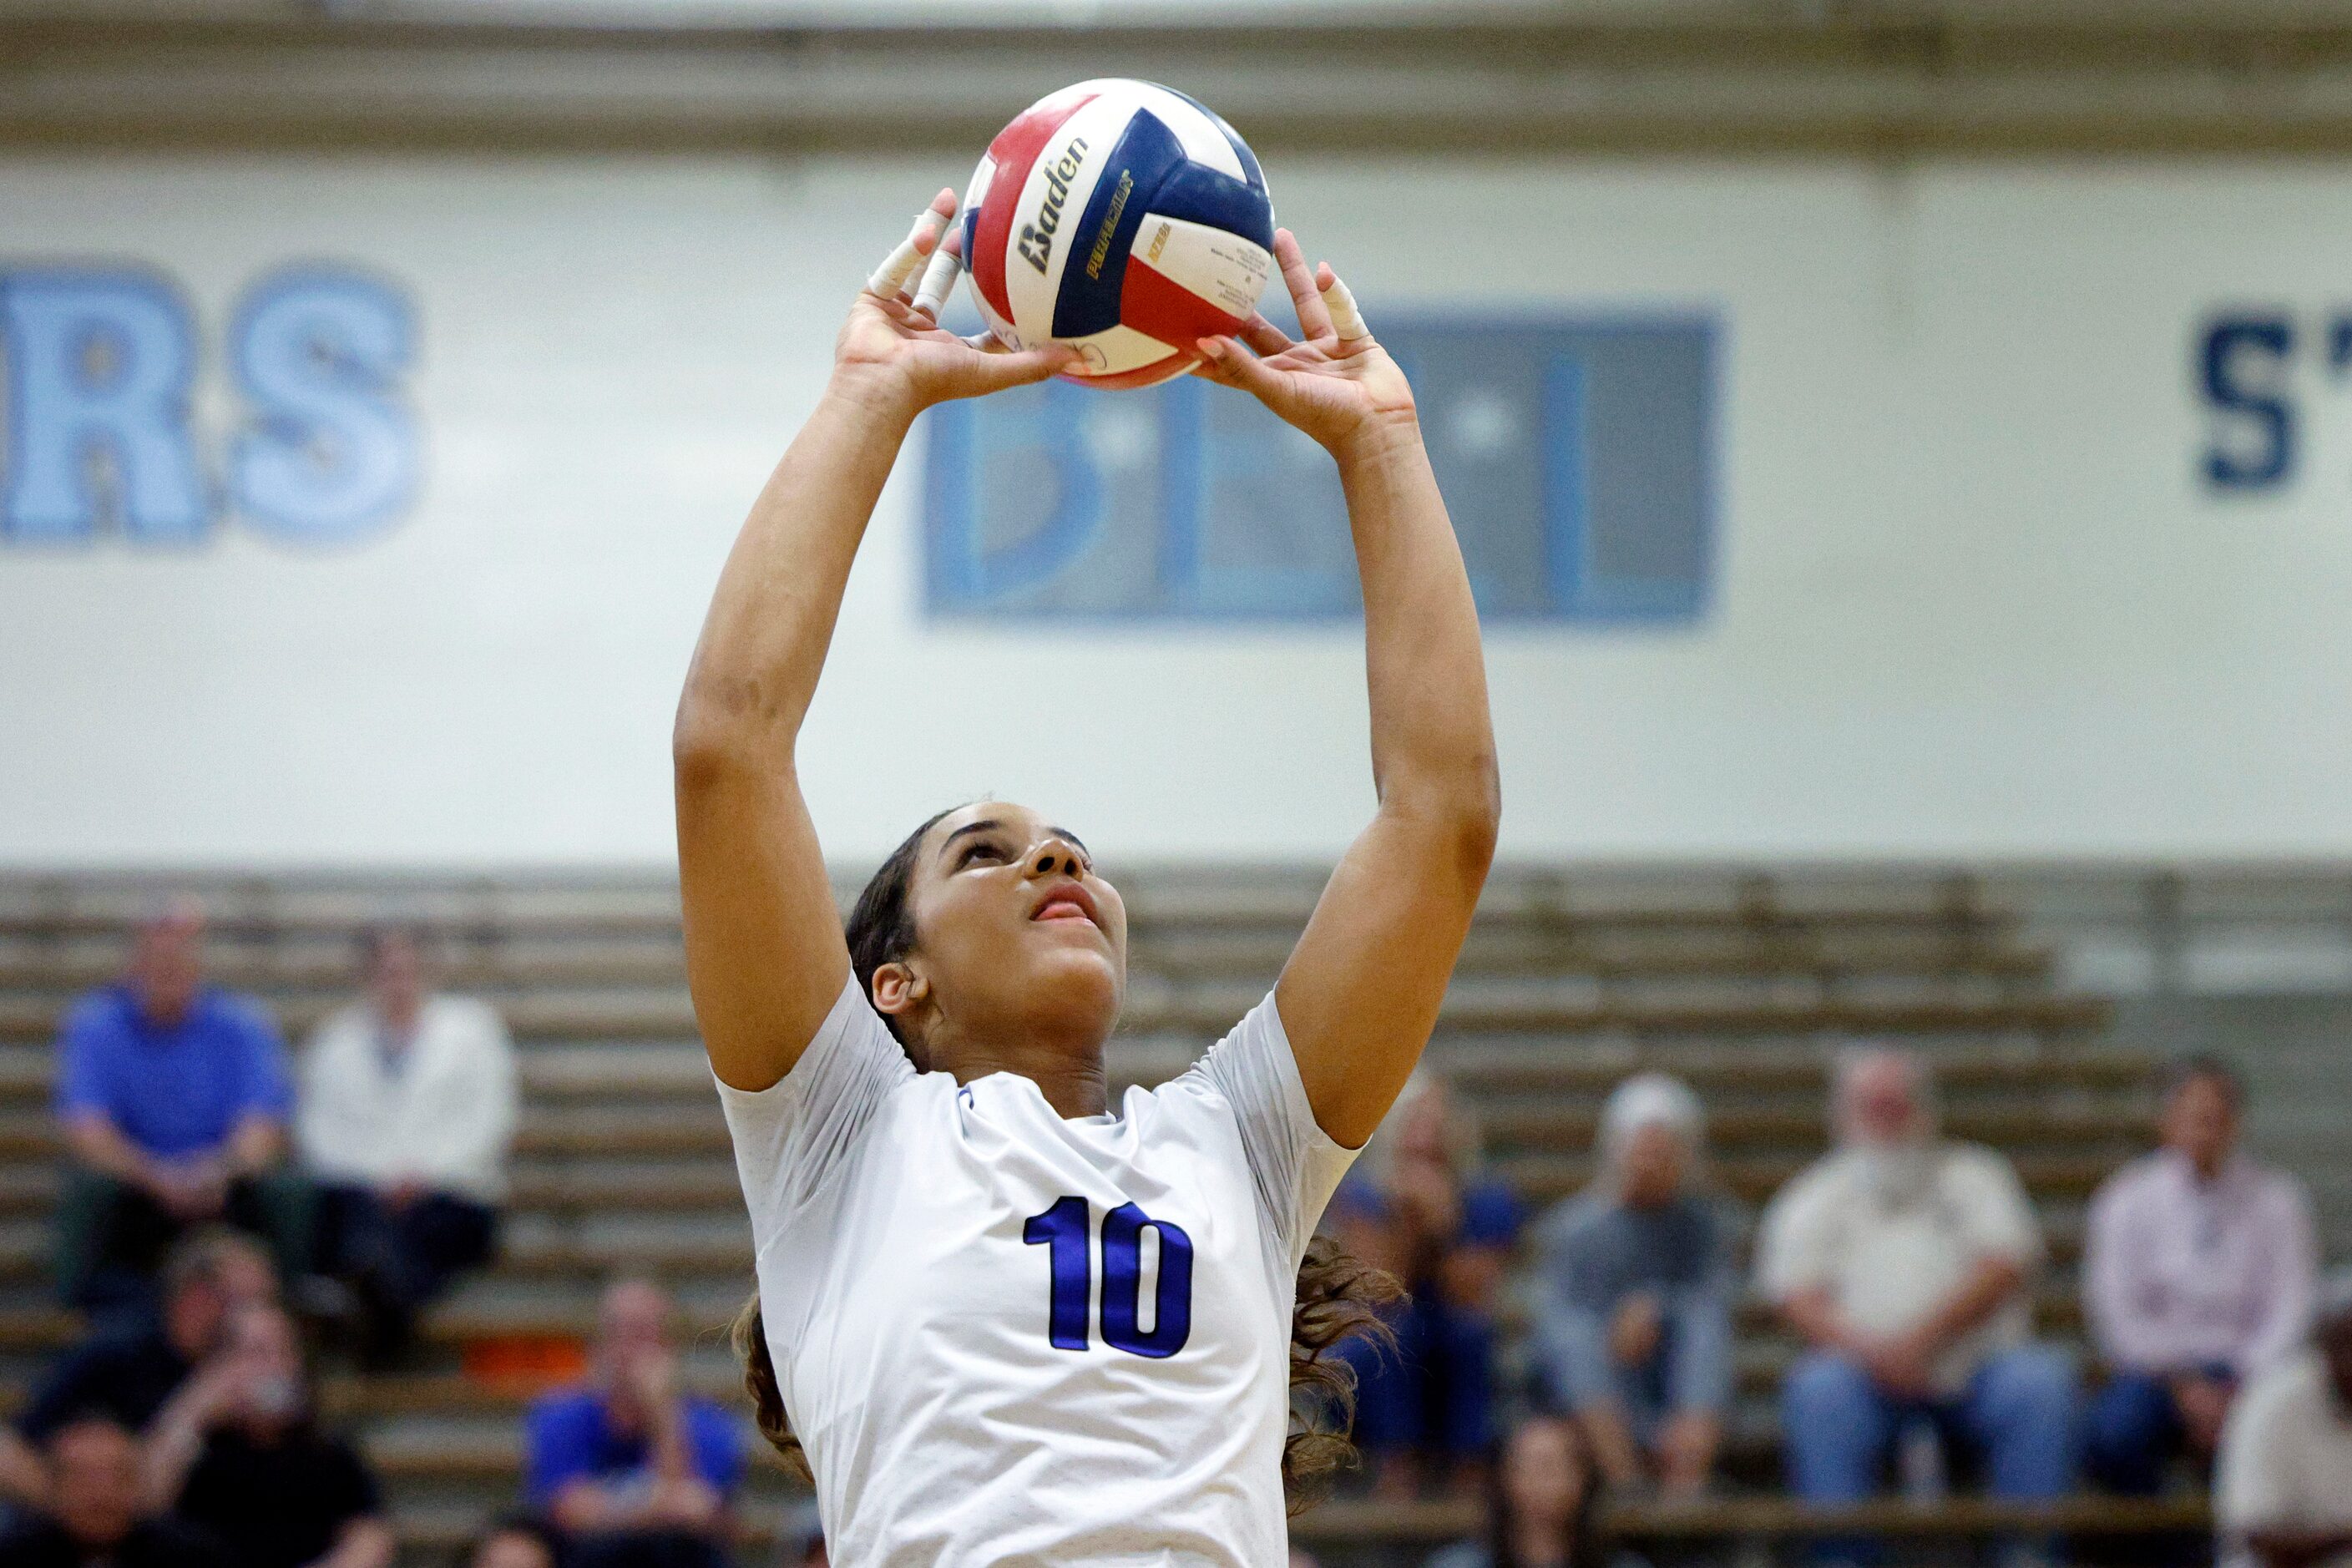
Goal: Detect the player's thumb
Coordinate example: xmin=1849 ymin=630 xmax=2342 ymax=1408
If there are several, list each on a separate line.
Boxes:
xmin=974 ymin=343 xmax=1080 ymax=391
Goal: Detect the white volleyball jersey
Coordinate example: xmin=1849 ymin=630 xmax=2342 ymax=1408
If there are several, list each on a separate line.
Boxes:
xmin=715 ymin=977 xmax=1358 ymax=1568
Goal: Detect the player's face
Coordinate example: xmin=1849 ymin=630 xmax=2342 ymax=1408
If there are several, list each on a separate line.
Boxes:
xmin=901 ymin=801 xmax=1127 ymax=1049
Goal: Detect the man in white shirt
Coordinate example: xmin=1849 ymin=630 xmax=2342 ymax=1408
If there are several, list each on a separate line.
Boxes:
xmin=2085 ymin=1056 xmax=2315 ymax=1497
xmin=2218 ymin=1275 xmax=2352 ymax=1568
xmin=297 ymin=925 xmax=517 ymax=1365
xmin=1757 ymin=1048 xmax=2077 ymax=1564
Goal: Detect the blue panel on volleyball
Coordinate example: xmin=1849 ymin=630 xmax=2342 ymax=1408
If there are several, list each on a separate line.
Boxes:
xmin=921 ymin=313 xmax=1717 ymax=625
xmin=1050 ymin=112 xmax=1189 ymax=341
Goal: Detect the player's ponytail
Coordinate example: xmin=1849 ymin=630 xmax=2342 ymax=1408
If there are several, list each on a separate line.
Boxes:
xmin=1282 ymin=1233 xmax=1403 ymax=1510
xmin=731 ymin=1292 xmax=810 ymax=1480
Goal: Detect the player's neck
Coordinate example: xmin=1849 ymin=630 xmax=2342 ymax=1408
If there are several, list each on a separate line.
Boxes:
xmin=932 ymin=1026 xmax=1110 ymax=1119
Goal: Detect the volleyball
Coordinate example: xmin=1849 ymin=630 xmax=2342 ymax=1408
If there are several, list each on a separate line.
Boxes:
xmin=960 ymin=78 xmax=1277 ymax=389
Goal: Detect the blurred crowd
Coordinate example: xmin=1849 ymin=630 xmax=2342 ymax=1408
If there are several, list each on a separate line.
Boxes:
xmin=3 ymin=903 xmax=2351 ymax=1568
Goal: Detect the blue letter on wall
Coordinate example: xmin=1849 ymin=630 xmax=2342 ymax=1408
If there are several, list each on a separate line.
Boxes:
xmin=0 ymin=271 xmax=206 ymax=544
xmin=230 ymin=268 xmax=417 ymax=544
xmin=2200 ymin=315 xmax=2296 ymax=490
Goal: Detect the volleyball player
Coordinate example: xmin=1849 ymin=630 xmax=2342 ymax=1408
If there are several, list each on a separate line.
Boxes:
xmin=674 ymin=189 xmax=1498 ymax=1565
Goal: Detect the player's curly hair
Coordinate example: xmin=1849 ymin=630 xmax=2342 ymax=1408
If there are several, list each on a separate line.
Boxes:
xmin=732 ymin=807 xmax=1403 ymax=1508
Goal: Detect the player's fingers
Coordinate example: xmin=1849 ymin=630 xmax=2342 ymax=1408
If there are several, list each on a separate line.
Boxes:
xmin=1196 ymin=336 xmax=1284 ymax=400
xmin=1240 ymin=312 xmax=1292 ymax=357
xmin=866 ymin=190 xmax=956 ymax=299
xmin=1317 ymin=262 xmax=1369 ymax=342
xmin=911 ymin=230 xmax=965 ymax=320
xmin=1273 ymin=229 xmax=1333 ymax=341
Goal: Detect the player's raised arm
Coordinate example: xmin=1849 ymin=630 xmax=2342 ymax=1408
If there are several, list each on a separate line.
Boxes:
xmin=1193 ymin=230 xmax=1501 ymax=1148
xmin=675 ymin=190 xmax=1074 ymax=1091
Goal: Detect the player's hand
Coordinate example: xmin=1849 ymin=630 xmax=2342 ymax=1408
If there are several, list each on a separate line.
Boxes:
xmin=1191 ymin=229 xmax=1415 ymax=455
xmin=836 ymin=189 xmax=1076 ymax=415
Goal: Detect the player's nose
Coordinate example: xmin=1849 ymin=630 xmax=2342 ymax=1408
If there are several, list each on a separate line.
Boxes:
xmin=1024 ymin=837 xmax=1085 ymax=880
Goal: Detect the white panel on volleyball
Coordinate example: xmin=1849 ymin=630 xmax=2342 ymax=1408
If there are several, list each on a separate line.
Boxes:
xmin=1064 ymin=322 xmax=1181 ymax=377
xmin=1133 ymin=213 xmax=1274 ymax=321
xmin=1000 ymin=93 xmax=1134 ymax=343
xmin=1122 ymin=82 xmax=1247 ymax=181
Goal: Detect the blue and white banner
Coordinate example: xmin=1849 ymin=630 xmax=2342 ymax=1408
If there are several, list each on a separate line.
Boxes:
xmin=923 ymin=316 xmax=1715 ymax=624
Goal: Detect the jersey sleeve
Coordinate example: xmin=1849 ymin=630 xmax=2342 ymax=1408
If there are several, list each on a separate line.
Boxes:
xmin=711 ymin=975 xmax=916 ymax=1252
xmin=1189 ymin=990 xmax=1361 ymax=1272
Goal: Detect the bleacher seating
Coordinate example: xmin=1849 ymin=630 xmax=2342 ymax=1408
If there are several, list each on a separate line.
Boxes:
xmin=0 ymin=869 xmax=2207 ymax=1564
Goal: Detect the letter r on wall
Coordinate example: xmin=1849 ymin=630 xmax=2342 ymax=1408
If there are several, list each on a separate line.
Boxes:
xmin=0 ymin=271 xmax=207 ymax=544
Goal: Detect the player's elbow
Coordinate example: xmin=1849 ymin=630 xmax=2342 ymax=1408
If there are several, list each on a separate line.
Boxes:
xmin=671 ymin=675 xmax=778 ymax=792
xmin=1388 ymin=754 xmax=1501 ymax=886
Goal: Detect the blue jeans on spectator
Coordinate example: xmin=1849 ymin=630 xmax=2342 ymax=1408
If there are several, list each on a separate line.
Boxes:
xmin=1783 ymin=1345 xmax=2079 ymax=1565
xmin=2083 ymin=1367 xmax=2230 ymax=1495
xmin=1336 ymin=1292 xmax=1497 ymax=1464
xmin=1541 ymin=1290 xmax=1732 ymax=1444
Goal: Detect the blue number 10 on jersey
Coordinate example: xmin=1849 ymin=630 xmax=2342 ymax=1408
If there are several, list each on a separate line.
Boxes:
xmin=1024 ymin=1196 xmax=1195 ymax=1358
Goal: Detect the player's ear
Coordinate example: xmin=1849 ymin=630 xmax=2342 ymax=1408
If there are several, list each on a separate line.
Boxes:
xmin=870 ymin=961 xmax=928 ymax=1022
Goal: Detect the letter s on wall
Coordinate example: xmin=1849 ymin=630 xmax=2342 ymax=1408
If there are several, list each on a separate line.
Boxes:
xmin=229 ymin=266 xmax=419 ymax=544
xmin=2199 ymin=313 xmax=2295 ymax=491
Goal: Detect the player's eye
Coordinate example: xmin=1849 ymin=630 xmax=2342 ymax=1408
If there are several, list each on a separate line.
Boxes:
xmin=958 ymin=842 xmax=1005 ymax=867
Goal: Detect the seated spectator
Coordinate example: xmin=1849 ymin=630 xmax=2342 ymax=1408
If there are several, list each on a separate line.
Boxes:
xmin=297 ymin=923 xmax=516 ymax=1366
xmin=1758 ymin=1047 xmax=2076 ymax=1564
xmin=463 ymin=1515 xmax=565 ymax=1568
xmin=0 ymin=1415 xmax=235 ymax=1567
xmin=1531 ymin=1072 xmax=1732 ymax=1497
xmin=0 ymin=1231 xmax=276 ymax=1509
xmin=2085 ymin=1056 xmax=2314 ymax=1497
xmin=526 ymin=1279 xmax=746 ymax=1568
xmin=1330 ymin=1071 xmax=1521 ymax=1497
xmin=144 ymin=1302 xmax=395 ymax=1568
xmin=1424 ymin=1414 xmax=1604 ymax=1568
xmin=2216 ymin=1272 xmax=2352 ymax=1568
xmin=53 ymin=900 xmax=305 ymax=1313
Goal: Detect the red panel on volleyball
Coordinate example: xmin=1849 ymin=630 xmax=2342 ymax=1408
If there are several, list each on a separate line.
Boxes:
xmin=969 ymin=92 xmax=1095 ymax=324
xmin=1118 ymin=256 xmax=1247 ymax=354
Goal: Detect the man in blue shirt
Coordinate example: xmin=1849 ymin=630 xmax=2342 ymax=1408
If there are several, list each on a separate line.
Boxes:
xmin=53 ymin=900 xmax=305 ymax=1313
xmin=526 ymin=1278 xmax=745 ymax=1568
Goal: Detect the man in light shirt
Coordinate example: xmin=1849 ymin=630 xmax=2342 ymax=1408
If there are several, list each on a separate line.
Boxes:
xmin=2085 ymin=1056 xmax=2315 ymax=1496
xmin=297 ymin=925 xmax=517 ymax=1365
xmin=1758 ymin=1047 xmax=2076 ymax=1564
xmin=2217 ymin=1274 xmax=2352 ymax=1568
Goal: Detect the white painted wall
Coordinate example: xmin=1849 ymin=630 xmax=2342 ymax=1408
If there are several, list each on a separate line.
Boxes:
xmin=2 ymin=153 xmax=2349 ymax=866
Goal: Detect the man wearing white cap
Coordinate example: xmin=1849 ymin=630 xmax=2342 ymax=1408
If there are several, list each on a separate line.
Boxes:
xmin=1530 ymin=1072 xmax=1734 ymax=1496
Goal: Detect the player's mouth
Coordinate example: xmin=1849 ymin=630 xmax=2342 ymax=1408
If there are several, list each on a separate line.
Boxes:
xmin=1030 ymin=881 xmax=1101 ymax=929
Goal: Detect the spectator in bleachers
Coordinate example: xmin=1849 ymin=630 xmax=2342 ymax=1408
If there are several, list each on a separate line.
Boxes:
xmin=1758 ymin=1047 xmax=2077 ymax=1555
xmin=1328 ymin=1070 xmax=1522 ymax=1497
xmin=525 ymin=1278 xmax=746 ymax=1568
xmin=2215 ymin=1272 xmax=2352 ymax=1568
xmin=0 ymin=1230 xmax=276 ymax=1510
xmin=462 ymin=1515 xmax=565 ymax=1568
xmin=1530 ymin=1072 xmax=1732 ymax=1499
xmin=0 ymin=1415 xmax=235 ymax=1567
xmin=144 ymin=1301 xmax=395 ymax=1568
xmin=296 ymin=923 xmax=516 ymax=1367
xmin=53 ymin=899 xmax=305 ymax=1313
xmin=1423 ymin=1414 xmax=1603 ymax=1568
xmin=2084 ymin=1055 xmax=2315 ymax=1498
